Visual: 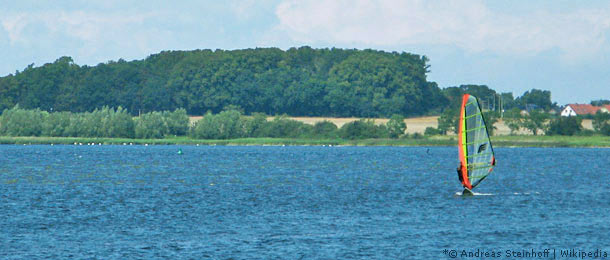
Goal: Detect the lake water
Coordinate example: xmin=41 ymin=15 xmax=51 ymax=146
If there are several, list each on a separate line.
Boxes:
xmin=1 ymin=145 xmax=609 ymax=259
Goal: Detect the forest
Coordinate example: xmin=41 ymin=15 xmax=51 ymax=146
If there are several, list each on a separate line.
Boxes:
xmin=2 ymin=47 xmax=608 ymax=139
xmin=0 ymin=47 xmax=440 ymax=117
xmin=0 ymin=47 xmax=554 ymax=118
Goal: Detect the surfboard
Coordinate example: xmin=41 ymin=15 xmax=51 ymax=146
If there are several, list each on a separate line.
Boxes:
xmin=461 ymin=188 xmax=474 ymax=196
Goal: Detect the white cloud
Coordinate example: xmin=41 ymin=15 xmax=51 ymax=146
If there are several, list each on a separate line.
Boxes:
xmin=0 ymin=9 xmax=180 ymax=67
xmin=231 ymin=0 xmax=260 ymax=20
xmin=1 ymin=10 xmax=157 ymax=44
xmin=1 ymin=13 xmax=28 ymax=44
xmin=274 ymin=0 xmax=610 ymax=60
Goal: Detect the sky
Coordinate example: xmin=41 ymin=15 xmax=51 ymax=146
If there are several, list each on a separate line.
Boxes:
xmin=1 ymin=0 xmax=609 ymax=105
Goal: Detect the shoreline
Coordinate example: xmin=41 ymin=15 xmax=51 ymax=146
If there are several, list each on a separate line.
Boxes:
xmin=1 ymin=136 xmax=609 ymax=148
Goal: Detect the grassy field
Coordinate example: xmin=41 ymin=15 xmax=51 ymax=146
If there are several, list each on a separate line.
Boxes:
xmin=1 ymin=135 xmax=609 ymax=147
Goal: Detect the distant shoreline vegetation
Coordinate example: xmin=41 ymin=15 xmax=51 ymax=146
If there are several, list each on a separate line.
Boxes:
xmin=0 ymin=106 xmax=408 ymax=141
xmin=1 ymin=106 xmax=609 ymax=147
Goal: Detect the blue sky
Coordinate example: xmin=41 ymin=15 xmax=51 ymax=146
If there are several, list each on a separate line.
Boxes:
xmin=1 ymin=0 xmax=609 ymax=105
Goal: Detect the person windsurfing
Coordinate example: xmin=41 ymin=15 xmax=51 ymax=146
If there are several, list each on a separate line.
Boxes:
xmin=456 ymin=163 xmax=464 ymax=185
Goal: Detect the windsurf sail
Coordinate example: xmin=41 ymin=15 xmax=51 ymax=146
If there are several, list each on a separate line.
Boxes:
xmin=458 ymin=94 xmax=496 ymax=190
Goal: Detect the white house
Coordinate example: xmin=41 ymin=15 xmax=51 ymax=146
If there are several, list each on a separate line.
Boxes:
xmin=561 ymin=105 xmax=577 ymax=116
xmin=561 ymin=104 xmax=606 ymax=117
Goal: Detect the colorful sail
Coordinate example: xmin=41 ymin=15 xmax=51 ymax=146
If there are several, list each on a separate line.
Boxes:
xmin=458 ymin=94 xmax=496 ymax=190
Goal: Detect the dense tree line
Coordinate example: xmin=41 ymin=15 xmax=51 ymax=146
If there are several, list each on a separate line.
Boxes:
xmin=439 ymin=85 xmax=556 ymax=113
xmin=189 ymin=111 xmax=408 ymax=140
xmin=590 ymin=99 xmax=610 ymax=106
xmin=0 ymin=106 xmax=188 ymax=139
xmin=0 ymin=106 xmax=412 ymax=140
xmin=0 ymin=47 xmax=446 ymax=118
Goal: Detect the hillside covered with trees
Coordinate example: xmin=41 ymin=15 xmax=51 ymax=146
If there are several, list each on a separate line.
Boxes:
xmin=0 ymin=47 xmax=564 ymax=119
xmin=0 ymin=47 xmax=449 ymax=117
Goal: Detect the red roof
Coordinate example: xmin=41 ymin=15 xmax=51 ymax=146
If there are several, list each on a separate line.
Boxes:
xmin=567 ymin=104 xmax=601 ymax=115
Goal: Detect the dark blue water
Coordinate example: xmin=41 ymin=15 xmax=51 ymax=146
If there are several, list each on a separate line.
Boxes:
xmin=1 ymin=145 xmax=609 ymax=259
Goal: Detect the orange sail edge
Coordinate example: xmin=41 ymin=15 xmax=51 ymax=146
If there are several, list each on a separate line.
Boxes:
xmin=458 ymin=94 xmax=473 ymax=190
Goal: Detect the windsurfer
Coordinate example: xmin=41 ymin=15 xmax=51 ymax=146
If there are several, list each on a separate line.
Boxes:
xmin=457 ymin=163 xmax=464 ymax=184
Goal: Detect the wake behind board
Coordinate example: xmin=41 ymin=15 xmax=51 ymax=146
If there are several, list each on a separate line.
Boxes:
xmin=455 ymin=189 xmax=493 ymax=197
xmin=461 ymin=188 xmax=474 ymax=196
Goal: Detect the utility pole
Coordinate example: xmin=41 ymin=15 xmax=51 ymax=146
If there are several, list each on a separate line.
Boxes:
xmin=500 ymin=95 xmax=504 ymax=118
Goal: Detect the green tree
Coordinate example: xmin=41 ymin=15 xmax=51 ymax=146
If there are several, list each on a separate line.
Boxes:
xmin=520 ymin=110 xmax=549 ymax=135
xmin=103 ymin=106 xmax=135 ymax=138
xmin=437 ymin=109 xmax=458 ymax=135
xmin=339 ymin=119 xmax=389 ymax=139
xmin=602 ymin=124 xmax=610 ymax=136
xmin=135 ymin=112 xmax=167 ymax=139
xmin=440 ymin=86 xmax=464 ymax=111
xmin=42 ymin=111 xmax=71 ymax=136
xmin=190 ymin=112 xmax=221 ymax=139
xmin=503 ymin=110 xmax=523 ymax=135
xmin=164 ymin=108 xmax=189 ymax=136
xmin=592 ymin=111 xmax=610 ymax=132
xmin=424 ymin=127 xmax=440 ymax=136
xmin=243 ymin=112 xmax=268 ymax=137
xmin=546 ymin=116 xmax=582 ymax=136
xmin=0 ymin=105 xmax=46 ymax=136
xmin=263 ymin=115 xmax=312 ymax=138
xmin=505 ymin=118 xmax=522 ymax=135
xmin=590 ymin=99 xmax=610 ymax=106
xmin=516 ymin=89 xmax=553 ymax=111
xmin=386 ymin=114 xmax=406 ymax=138
xmin=191 ymin=110 xmax=245 ymax=139
xmin=215 ymin=110 xmax=245 ymax=139
xmin=64 ymin=113 xmax=87 ymax=137
xmin=312 ymin=120 xmax=338 ymax=138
